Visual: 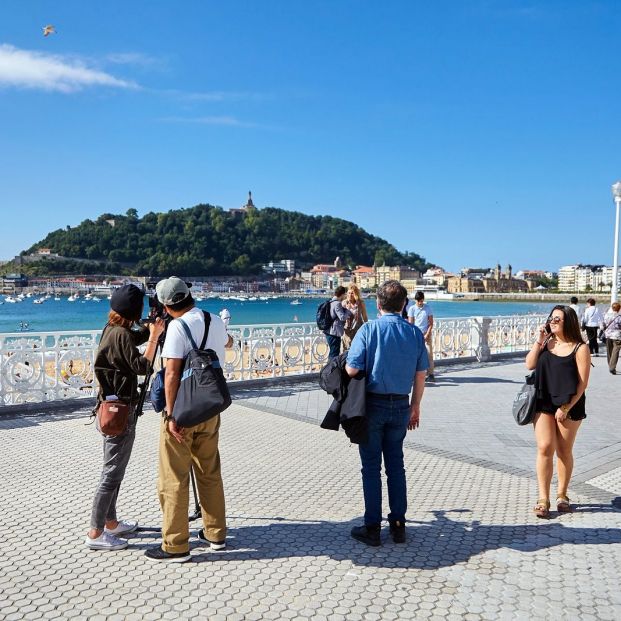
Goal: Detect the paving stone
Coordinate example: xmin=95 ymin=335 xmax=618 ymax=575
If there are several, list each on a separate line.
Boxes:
xmin=1 ymin=360 xmax=621 ymax=619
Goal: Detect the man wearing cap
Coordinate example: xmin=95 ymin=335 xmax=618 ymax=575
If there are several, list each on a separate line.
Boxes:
xmin=145 ymin=277 xmax=233 ymax=563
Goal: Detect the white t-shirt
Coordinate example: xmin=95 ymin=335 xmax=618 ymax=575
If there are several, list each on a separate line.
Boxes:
xmin=161 ymin=307 xmax=228 ymax=362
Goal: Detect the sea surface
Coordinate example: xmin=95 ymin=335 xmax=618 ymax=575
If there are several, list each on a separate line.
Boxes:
xmin=0 ymin=295 xmax=553 ymax=334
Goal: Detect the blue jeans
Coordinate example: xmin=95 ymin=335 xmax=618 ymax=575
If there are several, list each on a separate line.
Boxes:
xmin=326 ymin=334 xmax=341 ymax=359
xmin=358 ymin=395 xmax=410 ymax=526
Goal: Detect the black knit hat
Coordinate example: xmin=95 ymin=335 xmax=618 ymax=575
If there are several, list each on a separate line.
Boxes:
xmin=110 ymin=284 xmax=144 ymax=321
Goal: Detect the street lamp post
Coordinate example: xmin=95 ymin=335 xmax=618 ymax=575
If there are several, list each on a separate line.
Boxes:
xmin=611 ymin=182 xmax=621 ymax=304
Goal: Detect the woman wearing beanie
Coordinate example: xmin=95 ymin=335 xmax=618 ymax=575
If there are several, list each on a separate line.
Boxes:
xmin=86 ymin=284 xmax=165 ymax=551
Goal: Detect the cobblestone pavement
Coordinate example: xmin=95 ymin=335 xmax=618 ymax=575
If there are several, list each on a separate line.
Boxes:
xmin=1 ymin=355 xmax=621 ymax=620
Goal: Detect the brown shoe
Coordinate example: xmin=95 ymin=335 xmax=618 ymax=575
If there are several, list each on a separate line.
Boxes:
xmin=533 ymin=499 xmax=551 ymax=519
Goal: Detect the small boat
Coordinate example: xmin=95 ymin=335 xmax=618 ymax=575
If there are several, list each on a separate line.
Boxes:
xmin=33 ymin=298 xmax=44 ymax=304
xmin=290 ymin=299 xmax=302 ymax=305
xmin=68 ymin=294 xmax=79 ymax=302
xmin=54 ymin=297 xmax=61 ymax=301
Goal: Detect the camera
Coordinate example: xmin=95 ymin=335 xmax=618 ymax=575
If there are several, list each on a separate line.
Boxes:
xmin=141 ymin=281 xmax=168 ymax=325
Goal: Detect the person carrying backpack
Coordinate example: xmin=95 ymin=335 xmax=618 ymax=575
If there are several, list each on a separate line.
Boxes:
xmin=144 ymin=277 xmax=233 ymax=563
xmin=321 ymin=286 xmax=353 ymax=359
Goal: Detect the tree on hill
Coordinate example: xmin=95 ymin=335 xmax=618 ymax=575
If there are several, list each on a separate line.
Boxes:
xmin=23 ymin=203 xmax=431 ymax=276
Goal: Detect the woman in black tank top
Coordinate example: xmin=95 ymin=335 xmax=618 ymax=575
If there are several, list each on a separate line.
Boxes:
xmin=525 ymin=305 xmax=591 ymax=519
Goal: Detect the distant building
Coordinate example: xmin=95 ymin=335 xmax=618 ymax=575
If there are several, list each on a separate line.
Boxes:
xmin=310 ymin=262 xmax=348 ymax=289
xmin=558 ymin=264 xmax=621 ymax=292
xmin=229 ymin=191 xmax=258 ymax=216
xmin=447 ymin=263 xmax=527 ymax=294
xmin=262 ymin=259 xmax=295 ymax=275
xmin=375 ymin=265 xmax=420 ymax=286
xmin=352 ymin=266 xmax=376 ymax=289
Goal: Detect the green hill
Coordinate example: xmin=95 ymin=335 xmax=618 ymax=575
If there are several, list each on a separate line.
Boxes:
xmin=19 ymin=204 xmax=430 ymax=276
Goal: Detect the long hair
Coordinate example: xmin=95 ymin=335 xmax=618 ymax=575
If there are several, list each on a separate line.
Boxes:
xmin=107 ymin=310 xmax=134 ymax=330
xmin=347 ymin=283 xmax=368 ymax=321
xmin=550 ymin=305 xmax=584 ymax=344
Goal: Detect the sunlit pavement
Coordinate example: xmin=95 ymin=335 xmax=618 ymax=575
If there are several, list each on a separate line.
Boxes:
xmin=1 ymin=355 xmax=620 ymax=620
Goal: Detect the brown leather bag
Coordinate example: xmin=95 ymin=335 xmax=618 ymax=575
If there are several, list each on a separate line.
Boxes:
xmin=97 ymin=400 xmax=131 ymax=436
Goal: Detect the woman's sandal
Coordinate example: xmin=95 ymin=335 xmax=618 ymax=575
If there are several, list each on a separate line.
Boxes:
xmin=533 ymin=499 xmax=551 ymax=519
xmin=556 ymin=495 xmax=572 ymax=513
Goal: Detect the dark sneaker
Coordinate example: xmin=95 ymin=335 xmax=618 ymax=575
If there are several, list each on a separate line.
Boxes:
xmin=389 ymin=520 xmax=406 ymax=543
xmin=198 ymin=529 xmax=226 ymax=550
xmin=350 ymin=524 xmax=381 ymax=546
xmin=610 ymin=370 xmax=617 ymax=375
xmin=427 ymin=374 xmax=435 ymax=382
xmin=144 ymin=546 xmax=190 ymax=563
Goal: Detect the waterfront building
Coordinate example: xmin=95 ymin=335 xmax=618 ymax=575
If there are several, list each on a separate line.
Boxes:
xmin=558 ymin=264 xmax=621 ymax=293
xmin=352 ymin=266 xmax=376 ymax=290
xmin=375 ymin=265 xmax=420 ymax=286
xmin=447 ymin=264 xmax=528 ymax=294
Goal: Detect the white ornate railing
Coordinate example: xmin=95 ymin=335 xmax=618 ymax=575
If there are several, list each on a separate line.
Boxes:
xmin=0 ymin=315 xmax=547 ymax=406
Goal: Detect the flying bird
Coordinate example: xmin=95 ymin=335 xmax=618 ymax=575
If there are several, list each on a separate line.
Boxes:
xmin=42 ymin=25 xmax=56 ymax=37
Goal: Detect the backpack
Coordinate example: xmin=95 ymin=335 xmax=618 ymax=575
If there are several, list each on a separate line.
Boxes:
xmin=316 ymin=299 xmax=335 ymax=333
xmin=401 ymin=297 xmax=409 ymax=319
xmin=171 ymin=311 xmax=232 ymax=427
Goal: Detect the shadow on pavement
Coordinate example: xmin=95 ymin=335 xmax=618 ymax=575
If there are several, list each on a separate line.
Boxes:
xmin=128 ymin=509 xmax=621 ymax=569
xmin=428 ymin=376 xmax=521 ymax=386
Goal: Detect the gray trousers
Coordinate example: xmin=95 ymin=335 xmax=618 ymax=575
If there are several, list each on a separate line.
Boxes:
xmin=90 ymin=416 xmax=136 ymax=530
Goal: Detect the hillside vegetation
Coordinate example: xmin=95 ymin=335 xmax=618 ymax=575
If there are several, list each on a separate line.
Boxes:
xmin=21 ymin=204 xmax=429 ymax=276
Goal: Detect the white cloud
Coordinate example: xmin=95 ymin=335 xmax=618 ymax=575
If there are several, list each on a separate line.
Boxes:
xmin=0 ymin=44 xmax=137 ymax=93
xmin=160 ymin=115 xmax=264 ymax=128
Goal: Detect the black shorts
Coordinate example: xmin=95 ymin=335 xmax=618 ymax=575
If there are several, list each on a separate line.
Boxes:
xmin=536 ymin=393 xmax=586 ymax=421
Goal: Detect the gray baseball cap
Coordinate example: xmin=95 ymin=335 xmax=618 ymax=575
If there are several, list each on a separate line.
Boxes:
xmin=156 ymin=276 xmax=191 ymax=306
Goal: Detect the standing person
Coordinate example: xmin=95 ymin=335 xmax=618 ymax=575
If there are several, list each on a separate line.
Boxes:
xmin=326 ymin=286 xmax=352 ymax=359
xmin=407 ymin=291 xmax=435 ymax=381
xmin=582 ymin=298 xmax=603 ymax=356
xmin=603 ymin=302 xmax=621 ymax=374
xmin=345 ymin=280 xmax=428 ymax=545
xmin=569 ymin=296 xmax=581 ymax=322
xmin=342 ymin=284 xmax=368 ymax=351
xmin=145 ymin=277 xmax=233 ymax=563
xmin=526 ymin=305 xmax=590 ymax=518
xmin=86 ymin=285 xmax=165 ymax=551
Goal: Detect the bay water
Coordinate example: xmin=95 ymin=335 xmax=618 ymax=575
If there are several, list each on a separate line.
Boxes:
xmin=0 ymin=296 xmax=554 ymax=334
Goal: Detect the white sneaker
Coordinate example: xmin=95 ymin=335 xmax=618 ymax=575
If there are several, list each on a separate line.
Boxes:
xmin=85 ymin=531 xmax=128 ymax=551
xmin=104 ymin=519 xmax=138 ymax=536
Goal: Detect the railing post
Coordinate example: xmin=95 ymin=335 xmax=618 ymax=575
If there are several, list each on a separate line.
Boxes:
xmin=473 ymin=316 xmax=492 ymax=362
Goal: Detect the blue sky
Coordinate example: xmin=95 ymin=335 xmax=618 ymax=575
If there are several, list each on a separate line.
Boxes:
xmin=1 ymin=0 xmax=620 ymax=273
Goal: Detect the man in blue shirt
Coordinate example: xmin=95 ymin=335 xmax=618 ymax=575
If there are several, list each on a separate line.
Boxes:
xmin=345 ymin=280 xmax=428 ymax=546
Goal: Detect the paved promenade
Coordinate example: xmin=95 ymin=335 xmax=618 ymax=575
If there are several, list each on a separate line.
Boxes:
xmin=1 ymin=355 xmax=620 ymax=620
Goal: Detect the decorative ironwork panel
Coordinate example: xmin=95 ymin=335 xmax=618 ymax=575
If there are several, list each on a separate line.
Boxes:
xmin=0 ymin=331 xmax=100 ymax=406
xmin=0 ymin=316 xmax=548 ymax=406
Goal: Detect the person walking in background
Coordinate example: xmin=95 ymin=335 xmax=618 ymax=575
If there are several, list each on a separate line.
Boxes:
xmin=582 ymin=298 xmax=603 ymax=356
xmin=569 ymin=296 xmax=581 ymax=322
xmin=407 ymin=291 xmax=435 ymax=381
xmin=326 ymin=286 xmax=352 ymax=359
xmin=345 ymin=280 xmax=428 ymax=546
xmin=603 ymin=302 xmax=621 ymax=374
xmin=342 ymin=284 xmax=368 ymax=351
xmin=526 ymin=305 xmax=590 ymax=518
xmin=87 ymin=285 xmax=165 ymax=551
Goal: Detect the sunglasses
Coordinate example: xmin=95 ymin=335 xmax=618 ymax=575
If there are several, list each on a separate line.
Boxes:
xmin=547 ymin=316 xmax=564 ymax=324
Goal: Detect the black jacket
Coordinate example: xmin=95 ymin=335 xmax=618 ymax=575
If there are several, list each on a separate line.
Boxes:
xmin=319 ymin=353 xmax=367 ymax=443
xmin=94 ymin=324 xmax=149 ymax=406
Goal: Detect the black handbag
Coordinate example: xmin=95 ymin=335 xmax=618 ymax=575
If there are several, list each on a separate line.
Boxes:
xmin=172 ymin=311 xmax=231 ymax=427
xmin=512 ymin=371 xmax=537 ymax=426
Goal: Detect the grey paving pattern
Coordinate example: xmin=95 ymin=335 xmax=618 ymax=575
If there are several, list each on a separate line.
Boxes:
xmin=0 ymin=355 xmax=620 ymax=620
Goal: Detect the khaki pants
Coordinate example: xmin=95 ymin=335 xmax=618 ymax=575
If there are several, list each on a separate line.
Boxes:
xmin=425 ymin=335 xmax=435 ymax=376
xmin=158 ymin=415 xmax=226 ymax=554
